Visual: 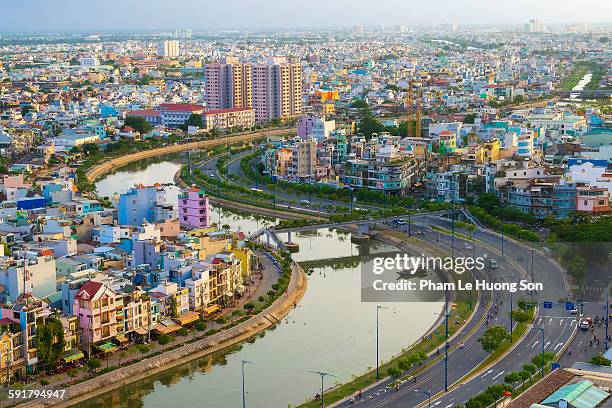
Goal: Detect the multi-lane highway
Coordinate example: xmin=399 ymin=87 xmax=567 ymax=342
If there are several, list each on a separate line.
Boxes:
xmin=195 ymin=151 xmax=577 ymax=407
xmin=334 ymin=213 xmax=575 ymax=407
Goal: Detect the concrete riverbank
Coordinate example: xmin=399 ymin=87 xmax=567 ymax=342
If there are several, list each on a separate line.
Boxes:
xmin=84 ymin=129 xmax=287 ymax=183
xmin=19 ymin=261 xmax=307 ymax=408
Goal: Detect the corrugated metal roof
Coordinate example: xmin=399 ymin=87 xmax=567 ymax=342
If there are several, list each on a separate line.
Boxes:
xmin=541 ymin=380 xmax=609 ymax=408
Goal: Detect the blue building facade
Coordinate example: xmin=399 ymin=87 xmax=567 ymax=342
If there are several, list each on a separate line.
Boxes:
xmin=118 ymin=185 xmax=163 ymax=226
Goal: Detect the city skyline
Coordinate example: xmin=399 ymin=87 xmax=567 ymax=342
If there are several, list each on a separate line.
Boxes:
xmin=1 ymin=0 xmax=611 ymax=32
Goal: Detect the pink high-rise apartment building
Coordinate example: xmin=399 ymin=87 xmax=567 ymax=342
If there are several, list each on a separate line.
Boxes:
xmin=205 ymin=57 xmax=252 ymax=110
xmin=178 ymin=187 xmax=211 ymax=228
xmin=252 ymin=57 xmax=302 ymax=122
xmin=206 ymin=56 xmax=302 ymax=123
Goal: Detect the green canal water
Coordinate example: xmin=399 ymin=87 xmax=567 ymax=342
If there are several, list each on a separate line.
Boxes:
xmin=87 ymin=157 xmax=443 ymax=408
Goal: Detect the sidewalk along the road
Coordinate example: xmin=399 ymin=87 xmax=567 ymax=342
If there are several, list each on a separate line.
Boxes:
xmin=3 ymin=250 xmax=278 ymax=404
xmin=319 ymin=227 xmax=489 ymax=408
xmin=17 ymin=257 xmax=306 ymax=408
xmin=85 ymin=130 xmax=281 ymax=182
xmin=413 ymin=308 xmax=538 ymax=408
xmin=174 ymin=167 xmax=325 ymax=221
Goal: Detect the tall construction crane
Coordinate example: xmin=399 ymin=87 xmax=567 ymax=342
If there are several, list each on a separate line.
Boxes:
xmin=406 ymin=80 xmax=422 ymax=138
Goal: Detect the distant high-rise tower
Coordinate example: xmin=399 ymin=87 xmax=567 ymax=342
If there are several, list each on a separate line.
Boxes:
xmin=353 ymin=25 xmax=364 ymax=35
xmin=442 ymin=23 xmax=458 ymax=32
xmin=157 ymin=40 xmax=180 ymax=58
xmin=525 ymin=19 xmax=546 ymax=33
xmin=398 ymin=25 xmax=407 ymax=33
xmin=173 ymin=29 xmax=192 ymax=39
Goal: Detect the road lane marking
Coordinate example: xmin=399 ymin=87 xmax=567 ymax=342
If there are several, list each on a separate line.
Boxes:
xmin=554 ymin=342 xmax=563 ymax=351
xmin=491 ymin=371 xmax=505 ymax=380
xmin=532 ymin=340 xmax=539 ymax=348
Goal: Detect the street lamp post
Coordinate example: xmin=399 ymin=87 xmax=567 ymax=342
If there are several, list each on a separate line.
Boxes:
xmin=408 ymin=211 xmax=412 ymax=237
xmin=376 ymin=305 xmax=389 ymax=380
xmin=536 ymin=327 xmax=545 ymax=379
xmin=500 ymin=197 xmax=505 ymax=257
xmin=241 ymin=360 xmax=254 ymax=408
xmin=500 ymin=274 xmax=519 ymax=341
xmin=605 ymin=281 xmax=610 ymax=351
xmin=308 ymin=370 xmax=337 ymax=408
xmin=435 ymin=297 xmax=451 ymax=391
xmin=414 ymin=389 xmax=432 ymax=408
xmin=530 ymin=249 xmax=535 ymax=282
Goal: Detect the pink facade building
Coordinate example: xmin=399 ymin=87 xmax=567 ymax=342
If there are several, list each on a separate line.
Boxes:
xmin=576 ymin=185 xmax=611 ymax=216
xmin=178 ymin=187 xmax=211 ymax=228
xmin=73 ymin=281 xmax=118 ymax=351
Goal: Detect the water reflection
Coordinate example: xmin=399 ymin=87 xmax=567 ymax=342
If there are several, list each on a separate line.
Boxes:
xmin=87 ymin=159 xmax=442 ymax=408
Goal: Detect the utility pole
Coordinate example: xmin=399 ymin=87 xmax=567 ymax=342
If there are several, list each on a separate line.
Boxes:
xmin=241 ymin=360 xmax=254 ymax=408
xmin=606 ymin=281 xmax=610 ymax=351
xmin=435 ymin=295 xmax=451 ymax=391
xmin=531 ymin=249 xmax=535 ymax=282
xmin=376 ymin=306 xmax=389 ymax=380
xmin=308 ymin=370 xmax=337 ymax=408
xmin=408 ymin=211 xmax=412 ymax=237
xmin=414 ymin=390 xmax=432 ymax=408
xmin=537 ymin=327 xmax=545 ymax=379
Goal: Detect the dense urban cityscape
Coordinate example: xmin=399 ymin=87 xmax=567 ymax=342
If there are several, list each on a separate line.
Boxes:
xmin=0 ymin=2 xmax=611 ymax=407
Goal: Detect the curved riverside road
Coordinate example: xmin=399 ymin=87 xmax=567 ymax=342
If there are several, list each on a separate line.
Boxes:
xmin=85 ymin=128 xmax=289 ymax=183
xmin=333 ymin=214 xmax=573 ymax=408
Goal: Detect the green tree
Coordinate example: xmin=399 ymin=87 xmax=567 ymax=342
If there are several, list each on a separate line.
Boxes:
xmin=87 ymin=358 xmax=102 ymax=371
xmin=136 ymin=344 xmax=150 ymax=357
xmin=463 ymin=113 xmax=476 ymax=124
xmin=523 ymin=363 xmax=537 ymax=374
xmin=478 ymin=325 xmax=510 ymax=354
xmin=531 ymin=352 xmax=556 ymax=367
xmin=510 ymin=309 xmax=531 ymax=324
xmin=504 ymin=371 xmax=521 ymax=385
xmin=591 ymin=354 xmax=612 ymax=366
xmin=184 ymin=114 xmax=203 ymax=129
xmin=81 ymin=143 xmax=100 ymax=156
xmin=387 ymin=367 xmax=402 ymax=377
xmin=36 ymin=318 xmax=65 ymax=369
xmin=124 ymin=116 xmax=153 ymax=135
xmin=158 ymin=334 xmax=171 ymax=347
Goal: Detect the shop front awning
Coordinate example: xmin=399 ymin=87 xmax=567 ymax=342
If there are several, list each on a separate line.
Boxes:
xmin=61 ymin=349 xmax=84 ymax=363
xmin=115 ymin=334 xmax=129 ymax=343
xmin=152 ymin=319 xmax=181 ymax=335
xmin=174 ymin=311 xmax=200 ymax=326
xmin=204 ymin=305 xmax=221 ymax=315
xmin=96 ymin=342 xmax=118 ymax=353
xmin=134 ymin=327 xmax=148 ymax=336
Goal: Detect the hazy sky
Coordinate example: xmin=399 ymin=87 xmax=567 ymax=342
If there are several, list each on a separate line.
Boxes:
xmin=1 ymin=0 xmax=611 ymax=32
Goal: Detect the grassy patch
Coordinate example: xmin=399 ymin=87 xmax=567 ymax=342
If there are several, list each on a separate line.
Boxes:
xmin=429 ymin=225 xmax=474 ymax=241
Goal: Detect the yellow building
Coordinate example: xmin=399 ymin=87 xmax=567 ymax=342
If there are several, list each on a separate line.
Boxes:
xmin=478 ymin=139 xmax=501 ymax=163
xmin=230 ymin=247 xmax=253 ymax=278
xmin=0 ymin=329 xmax=24 ymax=383
xmin=321 ymin=103 xmax=335 ymax=116
xmin=316 ymin=90 xmax=340 ymax=101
